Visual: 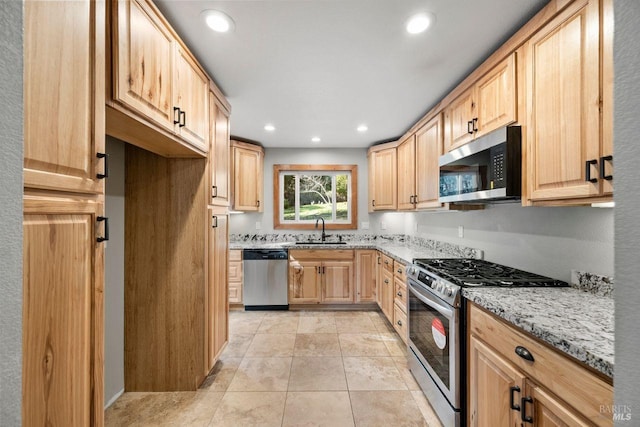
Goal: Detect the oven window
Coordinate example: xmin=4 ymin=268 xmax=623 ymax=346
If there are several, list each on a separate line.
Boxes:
xmin=409 ymin=289 xmax=451 ymax=389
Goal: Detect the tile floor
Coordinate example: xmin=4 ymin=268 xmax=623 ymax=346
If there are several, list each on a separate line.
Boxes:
xmin=105 ymin=309 xmax=443 ymax=427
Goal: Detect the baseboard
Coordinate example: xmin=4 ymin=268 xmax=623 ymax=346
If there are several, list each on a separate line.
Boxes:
xmin=104 ymin=388 xmax=125 ymax=410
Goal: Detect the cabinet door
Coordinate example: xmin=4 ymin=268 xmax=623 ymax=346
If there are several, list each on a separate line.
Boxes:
xmin=376 ymin=253 xmax=383 ymax=307
xmin=175 ymin=45 xmax=209 ymax=151
xmin=289 ymin=261 xmax=322 ymax=304
xmin=210 ymin=96 xmax=231 ymax=206
xmin=23 ymin=198 xmax=104 ymax=426
xmin=397 ymin=136 xmax=416 ymax=210
xmin=380 ymin=269 xmax=394 ymax=321
xmin=526 ymin=0 xmax=601 ymax=201
xmin=475 ymin=53 xmax=517 ymax=137
xmin=322 ymin=261 xmax=354 ymax=303
xmin=24 ymin=0 xmax=105 ymax=194
xmin=368 ymin=153 xmax=375 ymax=213
xmin=444 ymin=87 xmax=475 ymax=152
xmin=372 ymin=148 xmax=397 ymax=211
xmin=355 ymin=250 xmax=377 ymax=303
xmin=113 ymin=0 xmax=174 ymax=131
xmin=233 ymin=146 xmax=262 ymax=211
xmin=415 ymin=115 xmax=443 ymax=209
xmin=469 ymin=336 xmax=524 ymax=427
xmin=524 ymin=380 xmax=591 ymax=427
xmin=207 ymin=211 xmax=229 ymax=370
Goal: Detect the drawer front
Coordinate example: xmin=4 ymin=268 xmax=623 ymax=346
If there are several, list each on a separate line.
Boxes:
xmin=289 ymin=249 xmax=354 ymax=261
xmin=393 ymin=302 xmax=408 ymax=343
xmin=394 ymin=278 xmax=407 ymax=313
xmin=229 ymin=249 xmax=242 ymax=262
xmin=228 ymin=261 xmax=242 ymax=281
xmin=381 ymin=253 xmax=394 ymax=272
xmin=393 ymin=260 xmax=407 ymax=282
xmin=468 ymin=303 xmax=613 ymax=426
xmin=229 ymin=282 xmax=242 ymax=303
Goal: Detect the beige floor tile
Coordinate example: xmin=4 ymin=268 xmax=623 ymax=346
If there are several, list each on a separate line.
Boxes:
xmin=411 ymin=390 xmax=444 ymax=427
xmin=208 ymin=391 xmax=286 ymax=427
xmin=334 ymin=311 xmax=371 ymax=319
xmin=293 ymin=333 xmax=342 ymax=356
xmin=339 ymin=333 xmax=390 ymax=357
xmin=199 ymin=358 xmax=243 ymax=392
xmin=245 ymin=333 xmax=297 ymax=357
xmin=392 ymin=356 xmax=421 ymax=391
xmin=257 ymin=316 xmax=300 ymax=334
xmin=105 ymin=391 xmax=224 ymax=427
xmin=296 ymin=310 xmax=336 ymax=317
xmin=220 ymin=333 xmax=254 ymax=359
xmin=349 ymin=390 xmax=429 ymax=427
xmin=229 ymin=316 xmax=263 ymax=335
xmin=282 ymin=392 xmax=355 ymax=427
xmin=335 ymin=315 xmax=377 ymax=333
xmin=379 ymin=332 xmax=408 ymax=357
xmin=371 ymin=316 xmax=396 ymax=334
xmin=343 ymin=357 xmax=408 ymax=391
xmin=288 ymin=356 xmax=347 ymax=391
xmin=263 ymin=310 xmax=301 ymax=318
xmin=227 ymin=357 xmax=292 ymax=391
xmin=297 ymin=316 xmax=337 ymax=333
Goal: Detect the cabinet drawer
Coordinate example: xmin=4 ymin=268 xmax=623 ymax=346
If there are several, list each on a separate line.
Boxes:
xmin=468 ymin=303 xmax=612 ymax=426
xmin=394 ymin=278 xmax=407 ymax=313
xmin=289 ymin=249 xmax=354 ymax=261
xmin=381 ymin=253 xmax=394 ymax=272
xmin=393 ymin=303 xmax=408 ymax=343
xmin=229 ymin=249 xmax=242 ymax=262
xmin=228 ymin=262 xmax=242 ymax=282
xmin=393 ymin=260 xmax=407 ymax=281
xmin=229 ymin=283 xmax=242 ymax=303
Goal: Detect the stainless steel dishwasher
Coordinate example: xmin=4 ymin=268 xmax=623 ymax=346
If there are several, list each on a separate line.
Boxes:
xmin=242 ymin=249 xmax=289 ymax=310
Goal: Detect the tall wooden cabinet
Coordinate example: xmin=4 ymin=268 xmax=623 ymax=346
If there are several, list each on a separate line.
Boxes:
xmin=23 ymin=0 xmax=106 ymax=424
xmin=231 ymin=140 xmax=264 ymax=211
xmin=207 ymin=208 xmax=229 ymax=371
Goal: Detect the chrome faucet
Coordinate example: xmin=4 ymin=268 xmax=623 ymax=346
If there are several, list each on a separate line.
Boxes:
xmin=315 ymin=216 xmax=327 ymax=242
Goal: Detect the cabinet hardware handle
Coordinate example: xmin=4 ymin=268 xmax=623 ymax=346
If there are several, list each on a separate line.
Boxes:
xmin=97 ymin=216 xmax=109 ymax=243
xmin=585 ymin=159 xmax=598 ymax=183
xmin=212 ymin=185 xmax=218 ymax=198
xmin=212 ymin=215 xmax=218 ymax=228
xmin=472 ymin=117 xmax=478 ymax=132
xmin=467 ymin=120 xmax=474 ymax=135
xmin=377 ymin=257 xmax=381 ymax=265
xmin=600 ymin=155 xmax=613 ymax=180
xmin=179 ymin=110 xmax=186 ymax=128
xmin=173 ymin=107 xmax=181 ymax=125
xmin=384 ymin=279 xmax=389 ymax=284
xmin=256 ymin=200 xmax=260 ymax=208
xmin=396 ymin=291 xmax=403 ymax=297
xmin=316 ymin=266 xmax=319 ymax=274
xmin=521 ymin=396 xmax=533 ymax=423
xmin=509 ymin=386 xmax=521 ymax=411
xmin=397 ymin=268 xmax=402 ymax=274
xmin=396 ymin=320 xmax=403 ymax=326
xmin=410 ymin=195 xmax=415 ymax=204
xmin=372 ymin=199 xmax=376 ymax=207
xmin=97 ymin=152 xmax=109 ymax=179
xmin=515 ymin=346 xmax=535 ymax=362
xmin=413 ymin=194 xmax=418 ymax=204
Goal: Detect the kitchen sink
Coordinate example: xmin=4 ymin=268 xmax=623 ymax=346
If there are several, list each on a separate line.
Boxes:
xmin=295 ymin=241 xmax=347 ymax=245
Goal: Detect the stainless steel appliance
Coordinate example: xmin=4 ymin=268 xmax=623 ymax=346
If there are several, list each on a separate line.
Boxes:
xmin=243 ymin=249 xmax=289 ymax=310
xmin=406 ymin=258 xmax=567 ymax=426
xmin=439 ymin=126 xmax=521 ymax=203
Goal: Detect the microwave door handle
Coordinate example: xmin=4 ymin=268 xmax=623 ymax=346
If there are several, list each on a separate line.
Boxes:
xmin=409 ymin=282 xmax=454 ymax=318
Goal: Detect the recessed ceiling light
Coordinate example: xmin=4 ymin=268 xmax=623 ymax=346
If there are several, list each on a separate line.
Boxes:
xmin=357 ymin=125 xmax=368 ymax=133
xmin=311 ymin=137 xmax=321 ymax=143
xmin=201 ymin=10 xmax=235 ymax=33
xmin=264 ymin=124 xmax=275 ymax=132
xmin=406 ymin=12 xmax=435 ymax=35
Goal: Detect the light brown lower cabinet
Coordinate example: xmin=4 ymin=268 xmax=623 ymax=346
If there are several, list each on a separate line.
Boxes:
xmin=22 ymin=194 xmax=104 ymax=427
xmin=355 ymin=250 xmax=377 ymax=303
xmin=288 ymin=250 xmax=354 ymax=304
xmin=379 ymin=267 xmax=394 ymax=321
xmin=468 ymin=303 xmax=613 ymax=427
xmin=228 ymin=249 xmax=243 ymax=304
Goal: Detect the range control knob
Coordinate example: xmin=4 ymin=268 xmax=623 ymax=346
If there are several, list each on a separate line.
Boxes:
xmin=446 ymin=287 xmax=454 ymax=297
xmin=436 ymin=282 xmax=444 ymax=293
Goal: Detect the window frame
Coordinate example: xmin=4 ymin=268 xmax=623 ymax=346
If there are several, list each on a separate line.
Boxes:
xmin=273 ymin=164 xmax=358 ymax=230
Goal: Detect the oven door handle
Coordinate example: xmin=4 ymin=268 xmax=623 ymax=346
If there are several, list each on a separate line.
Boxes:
xmin=409 ymin=282 xmax=454 ymax=318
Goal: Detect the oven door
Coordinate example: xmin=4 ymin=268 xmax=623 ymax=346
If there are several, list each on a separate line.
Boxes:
xmin=408 ymin=279 xmax=460 ymax=408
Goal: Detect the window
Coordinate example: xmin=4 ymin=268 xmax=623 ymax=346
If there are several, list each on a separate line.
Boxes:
xmin=274 ymin=164 xmax=358 ymax=229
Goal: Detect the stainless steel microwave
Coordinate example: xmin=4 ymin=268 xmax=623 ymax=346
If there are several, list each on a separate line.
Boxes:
xmin=439 ymin=126 xmax=521 ymax=203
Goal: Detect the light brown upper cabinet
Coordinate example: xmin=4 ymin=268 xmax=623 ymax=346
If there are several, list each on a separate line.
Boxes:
xmin=209 ymin=92 xmax=231 ymax=207
xmin=368 ymin=145 xmax=397 ymax=211
xmin=396 ymin=134 xmax=416 ymax=210
xmin=444 ymin=53 xmax=517 ymax=152
xmin=231 ymin=140 xmax=264 ymax=211
xmin=110 ymin=0 xmax=208 ymax=154
xmin=525 ymin=0 xmax=610 ymax=204
xmin=24 ymin=0 xmax=105 ymax=194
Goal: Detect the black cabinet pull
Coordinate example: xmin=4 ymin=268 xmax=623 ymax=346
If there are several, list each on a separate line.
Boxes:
xmin=256 ymin=200 xmax=260 ymax=208
xmin=212 ymin=185 xmax=218 ymax=198
xmin=96 ymin=152 xmax=109 ymax=179
xmin=212 ymin=215 xmax=218 ymax=228
xmin=384 ymin=279 xmax=389 ymax=284
xmin=585 ymin=159 xmax=598 ymax=183
xmin=467 ymin=120 xmax=474 ymax=135
xmin=377 ymin=256 xmax=381 ymax=265
xmin=173 ymin=107 xmax=181 ymax=125
xmin=179 ymin=110 xmax=186 ymax=128
xmin=372 ymin=199 xmax=376 ymax=207
xmin=600 ymin=155 xmax=613 ymax=180
xmin=396 ymin=291 xmax=403 ymax=297
xmin=521 ymin=396 xmax=533 ymax=423
xmin=414 ymin=194 xmax=418 ymax=204
xmin=515 ymin=346 xmax=535 ymax=362
xmin=472 ymin=117 xmax=478 ymax=132
xmin=397 ymin=320 xmax=403 ymax=326
xmin=97 ymin=216 xmax=109 ymax=243
xmin=509 ymin=386 xmax=521 ymax=411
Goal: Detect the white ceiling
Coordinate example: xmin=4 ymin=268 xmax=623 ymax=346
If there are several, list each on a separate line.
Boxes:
xmin=155 ymin=0 xmax=549 ymax=148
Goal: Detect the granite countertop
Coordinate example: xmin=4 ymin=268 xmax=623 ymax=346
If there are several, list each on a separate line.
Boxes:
xmin=463 ymin=286 xmax=614 ymax=378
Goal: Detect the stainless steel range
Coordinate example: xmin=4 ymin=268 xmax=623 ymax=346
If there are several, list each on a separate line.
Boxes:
xmin=406 ymin=258 xmax=568 ymax=426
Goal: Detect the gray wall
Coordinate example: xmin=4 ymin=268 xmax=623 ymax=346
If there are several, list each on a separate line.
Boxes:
xmin=0 ymin=1 xmax=23 ymax=425
xmin=614 ymin=0 xmax=640 ymax=421
xmin=229 ymin=147 xmax=375 ymax=234
xmin=104 ymin=137 xmax=126 ymax=407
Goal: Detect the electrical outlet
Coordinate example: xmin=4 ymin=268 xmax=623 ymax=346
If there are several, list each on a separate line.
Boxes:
xmin=256 ymin=221 xmax=261 ymax=230
xmin=361 ymin=222 xmax=369 ymax=230
xmin=458 ymin=226 xmax=464 ymax=238
xmin=380 ymin=221 xmax=387 ymax=230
